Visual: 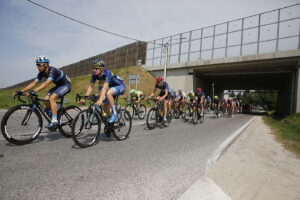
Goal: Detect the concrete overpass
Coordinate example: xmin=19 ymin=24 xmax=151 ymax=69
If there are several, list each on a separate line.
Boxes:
xmin=144 ymin=4 xmax=300 ymax=115
xmin=147 ymin=50 xmax=300 ymax=115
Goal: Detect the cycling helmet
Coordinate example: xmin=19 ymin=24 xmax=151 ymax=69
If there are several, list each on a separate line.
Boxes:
xmin=36 ymin=55 xmax=50 ymax=64
xmin=156 ymin=76 xmax=163 ymax=83
xmin=196 ymin=88 xmax=202 ymax=93
xmin=130 ymin=89 xmax=136 ymax=94
xmin=178 ymin=89 xmax=182 ymax=93
xmin=91 ymin=59 xmax=105 ymax=68
xmin=214 ymin=96 xmax=219 ymax=99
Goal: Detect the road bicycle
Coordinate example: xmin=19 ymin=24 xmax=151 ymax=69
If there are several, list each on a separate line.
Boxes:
xmin=71 ymin=94 xmax=132 ymax=148
xmin=1 ymin=91 xmax=81 ymax=145
xmin=146 ymin=98 xmax=172 ymax=129
xmin=124 ymin=99 xmax=146 ymax=120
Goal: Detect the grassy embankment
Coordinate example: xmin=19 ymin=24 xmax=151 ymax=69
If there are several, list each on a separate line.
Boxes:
xmin=263 ymin=112 xmax=300 ymax=157
xmin=0 ymin=66 xmax=157 ymax=109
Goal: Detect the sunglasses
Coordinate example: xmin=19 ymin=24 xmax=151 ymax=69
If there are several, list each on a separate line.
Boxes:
xmin=93 ymin=67 xmax=103 ymax=70
xmin=36 ymin=63 xmax=45 ymax=67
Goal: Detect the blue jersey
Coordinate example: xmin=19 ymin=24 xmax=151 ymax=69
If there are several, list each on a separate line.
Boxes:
xmin=155 ymin=82 xmax=171 ymax=97
xmin=35 ymin=66 xmax=70 ymax=86
xmin=90 ymin=69 xmax=124 ymax=88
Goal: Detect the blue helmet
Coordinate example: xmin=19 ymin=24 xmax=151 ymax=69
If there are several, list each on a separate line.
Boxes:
xmin=91 ymin=59 xmax=105 ymax=67
xmin=36 ymin=55 xmax=50 ymax=64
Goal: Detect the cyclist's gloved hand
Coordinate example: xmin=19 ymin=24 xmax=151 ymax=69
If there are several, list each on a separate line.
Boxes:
xmin=79 ymin=99 xmax=85 ymax=105
xmin=28 ymin=90 xmax=37 ymax=96
xmin=13 ymin=91 xmax=23 ymax=97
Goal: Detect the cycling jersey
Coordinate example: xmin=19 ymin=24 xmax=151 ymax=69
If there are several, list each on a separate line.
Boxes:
xmin=187 ymin=92 xmax=195 ymax=101
xmin=131 ymin=90 xmax=144 ymax=101
xmin=155 ymin=82 xmax=171 ymax=97
xmin=36 ymin=66 xmax=70 ymax=86
xmin=176 ymin=92 xmax=186 ymax=101
xmin=195 ymin=91 xmax=205 ymax=103
xmin=213 ymin=98 xmax=220 ymax=104
xmin=91 ymin=69 xmax=124 ymax=87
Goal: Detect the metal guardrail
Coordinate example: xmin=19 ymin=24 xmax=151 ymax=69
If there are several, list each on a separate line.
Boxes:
xmin=145 ymin=3 xmax=300 ymax=68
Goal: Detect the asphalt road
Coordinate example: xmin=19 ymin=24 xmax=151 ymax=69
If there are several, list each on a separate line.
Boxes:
xmin=0 ymin=111 xmax=253 ymax=200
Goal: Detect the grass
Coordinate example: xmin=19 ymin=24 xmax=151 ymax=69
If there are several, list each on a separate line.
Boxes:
xmin=0 ymin=66 xmax=158 ymax=109
xmin=263 ymin=112 xmax=300 ymax=157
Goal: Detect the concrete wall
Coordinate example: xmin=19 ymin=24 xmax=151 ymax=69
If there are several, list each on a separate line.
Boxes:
xmin=151 ymin=68 xmax=194 ymax=93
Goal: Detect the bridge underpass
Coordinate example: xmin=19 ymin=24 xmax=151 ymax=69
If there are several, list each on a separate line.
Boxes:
xmin=149 ymin=51 xmax=300 ymax=115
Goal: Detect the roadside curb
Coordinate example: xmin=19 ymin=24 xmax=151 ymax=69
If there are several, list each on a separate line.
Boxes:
xmin=178 ymin=116 xmax=257 ymax=200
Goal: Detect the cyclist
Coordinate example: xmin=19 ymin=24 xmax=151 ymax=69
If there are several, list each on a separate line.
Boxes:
xmin=147 ymin=76 xmax=171 ymax=122
xmin=14 ymin=56 xmax=71 ymax=128
xmin=187 ymin=90 xmax=195 ymax=103
xmin=129 ymin=89 xmax=144 ymax=113
xmin=213 ymin=95 xmax=221 ymax=117
xmin=80 ymin=59 xmax=125 ymax=124
xmin=205 ymin=96 xmax=212 ymax=112
xmin=227 ymin=97 xmax=235 ymax=117
xmin=194 ymin=88 xmax=205 ymax=116
xmin=175 ymin=89 xmax=186 ymax=103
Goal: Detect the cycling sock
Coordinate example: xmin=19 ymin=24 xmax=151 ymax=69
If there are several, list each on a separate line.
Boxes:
xmin=52 ymin=114 xmax=58 ymax=123
xmin=112 ymin=105 xmax=117 ymax=115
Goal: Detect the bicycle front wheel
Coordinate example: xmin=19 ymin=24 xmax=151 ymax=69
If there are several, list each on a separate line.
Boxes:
xmin=124 ymin=104 xmax=134 ymax=119
xmin=113 ymin=109 xmax=132 ymax=141
xmin=137 ymin=104 xmax=147 ymax=120
xmin=1 ymin=104 xmax=43 ymax=145
xmin=58 ymin=105 xmax=81 ymax=138
xmin=71 ymin=109 xmax=101 ymax=148
xmin=146 ymin=108 xmax=157 ymax=129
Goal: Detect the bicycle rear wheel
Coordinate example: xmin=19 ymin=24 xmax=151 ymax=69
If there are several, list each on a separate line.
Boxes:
xmin=112 ymin=109 xmax=132 ymax=141
xmin=71 ymin=109 xmax=101 ymax=148
xmin=1 ymin=104 xmax=43 ymax=145
xmin=58 ymin=105 xmax=81 ymax=138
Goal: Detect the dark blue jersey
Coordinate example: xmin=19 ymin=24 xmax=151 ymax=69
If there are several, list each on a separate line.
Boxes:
xmin=90 ymin=69 xmax=124 ymax=88
xmin=195 ymin=91 xmax=205 ymax=103
xmin=35 ymin=66 xmax=70 ymax=86
xmin=155 ymin=82 xmax=171 ymax=97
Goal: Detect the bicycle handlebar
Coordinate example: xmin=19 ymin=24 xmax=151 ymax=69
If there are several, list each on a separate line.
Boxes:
xmin=76 ymin=94 xmax=99 ymax=103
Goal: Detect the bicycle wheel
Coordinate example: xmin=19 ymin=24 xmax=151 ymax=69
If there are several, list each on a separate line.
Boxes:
xmin=112 ymin=109 xmax=132 ymax=141
xmin=163 ymin=111 xmax=172 ymax=127
xmin=192 ymin=110 xmax=198 ymax=125
xmin=124 ymin=104 xmax=134 ymax=119
xmin=71 ymin=109 xmax=101 ymax=148
xmin=137 ymin=104 xmax=147 ymax=120
xmin=200 ymin=112 xmax=205 ymax=123
xmin=1 ymin=104 xmax=43 ymax=145
xmin=58 ymin=105 xmax=81 ymax=138
xmin=184 ymin=107 xmax=192 ymax=122
xmin=146 ymin=108 xmax=157 ymax=129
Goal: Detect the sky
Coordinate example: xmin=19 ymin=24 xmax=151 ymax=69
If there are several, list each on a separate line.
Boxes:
xmin=0 ymin=0 xmax=299 ymax=88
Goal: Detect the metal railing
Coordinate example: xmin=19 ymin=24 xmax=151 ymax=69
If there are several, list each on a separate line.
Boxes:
xmin=145 ymin=3 xmax=300 ymax=68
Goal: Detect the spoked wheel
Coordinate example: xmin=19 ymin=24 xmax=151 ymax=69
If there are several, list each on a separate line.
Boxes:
xmin=146 ymin=108 xmax=157 ymax=130
xmin=71 ymin=109 xmax=101 ymax=148
xmin=162 ymin=111 xmax=172 ymax=127
xmin=58 ymin=105 xmax=81 ymax=138
xmin=192 ymin=110 xmax=199 ymax=125
xmin=124 ymin=104 xmax=134 ymax=119
xmin=1 ymin=104 xmax=43 ymax=145
xmin=112 ymin=109 xmax=132 ymax=141
xmin=183 ymin=107 xmax=193 ymax=122
xmin=137 ymin=104 xmax=147 ymax=120
xmin=200 ymin=111 xmax=205 ymax=123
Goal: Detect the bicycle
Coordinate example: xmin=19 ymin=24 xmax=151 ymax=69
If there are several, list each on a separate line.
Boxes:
xmin=183 ymin=102 xmax=194 ymax=122
xmin=146 ymin=98 xmax=172 ymax=129
xmin=1 ymin=91 xmax=81 ymax=145
xmin=173 ymin=101 xmax=185 ymax=119
xmin=124 ymin=99 xmax=147 ymax=120
xmin=71 ymin=94 xmax=132 ymax=148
